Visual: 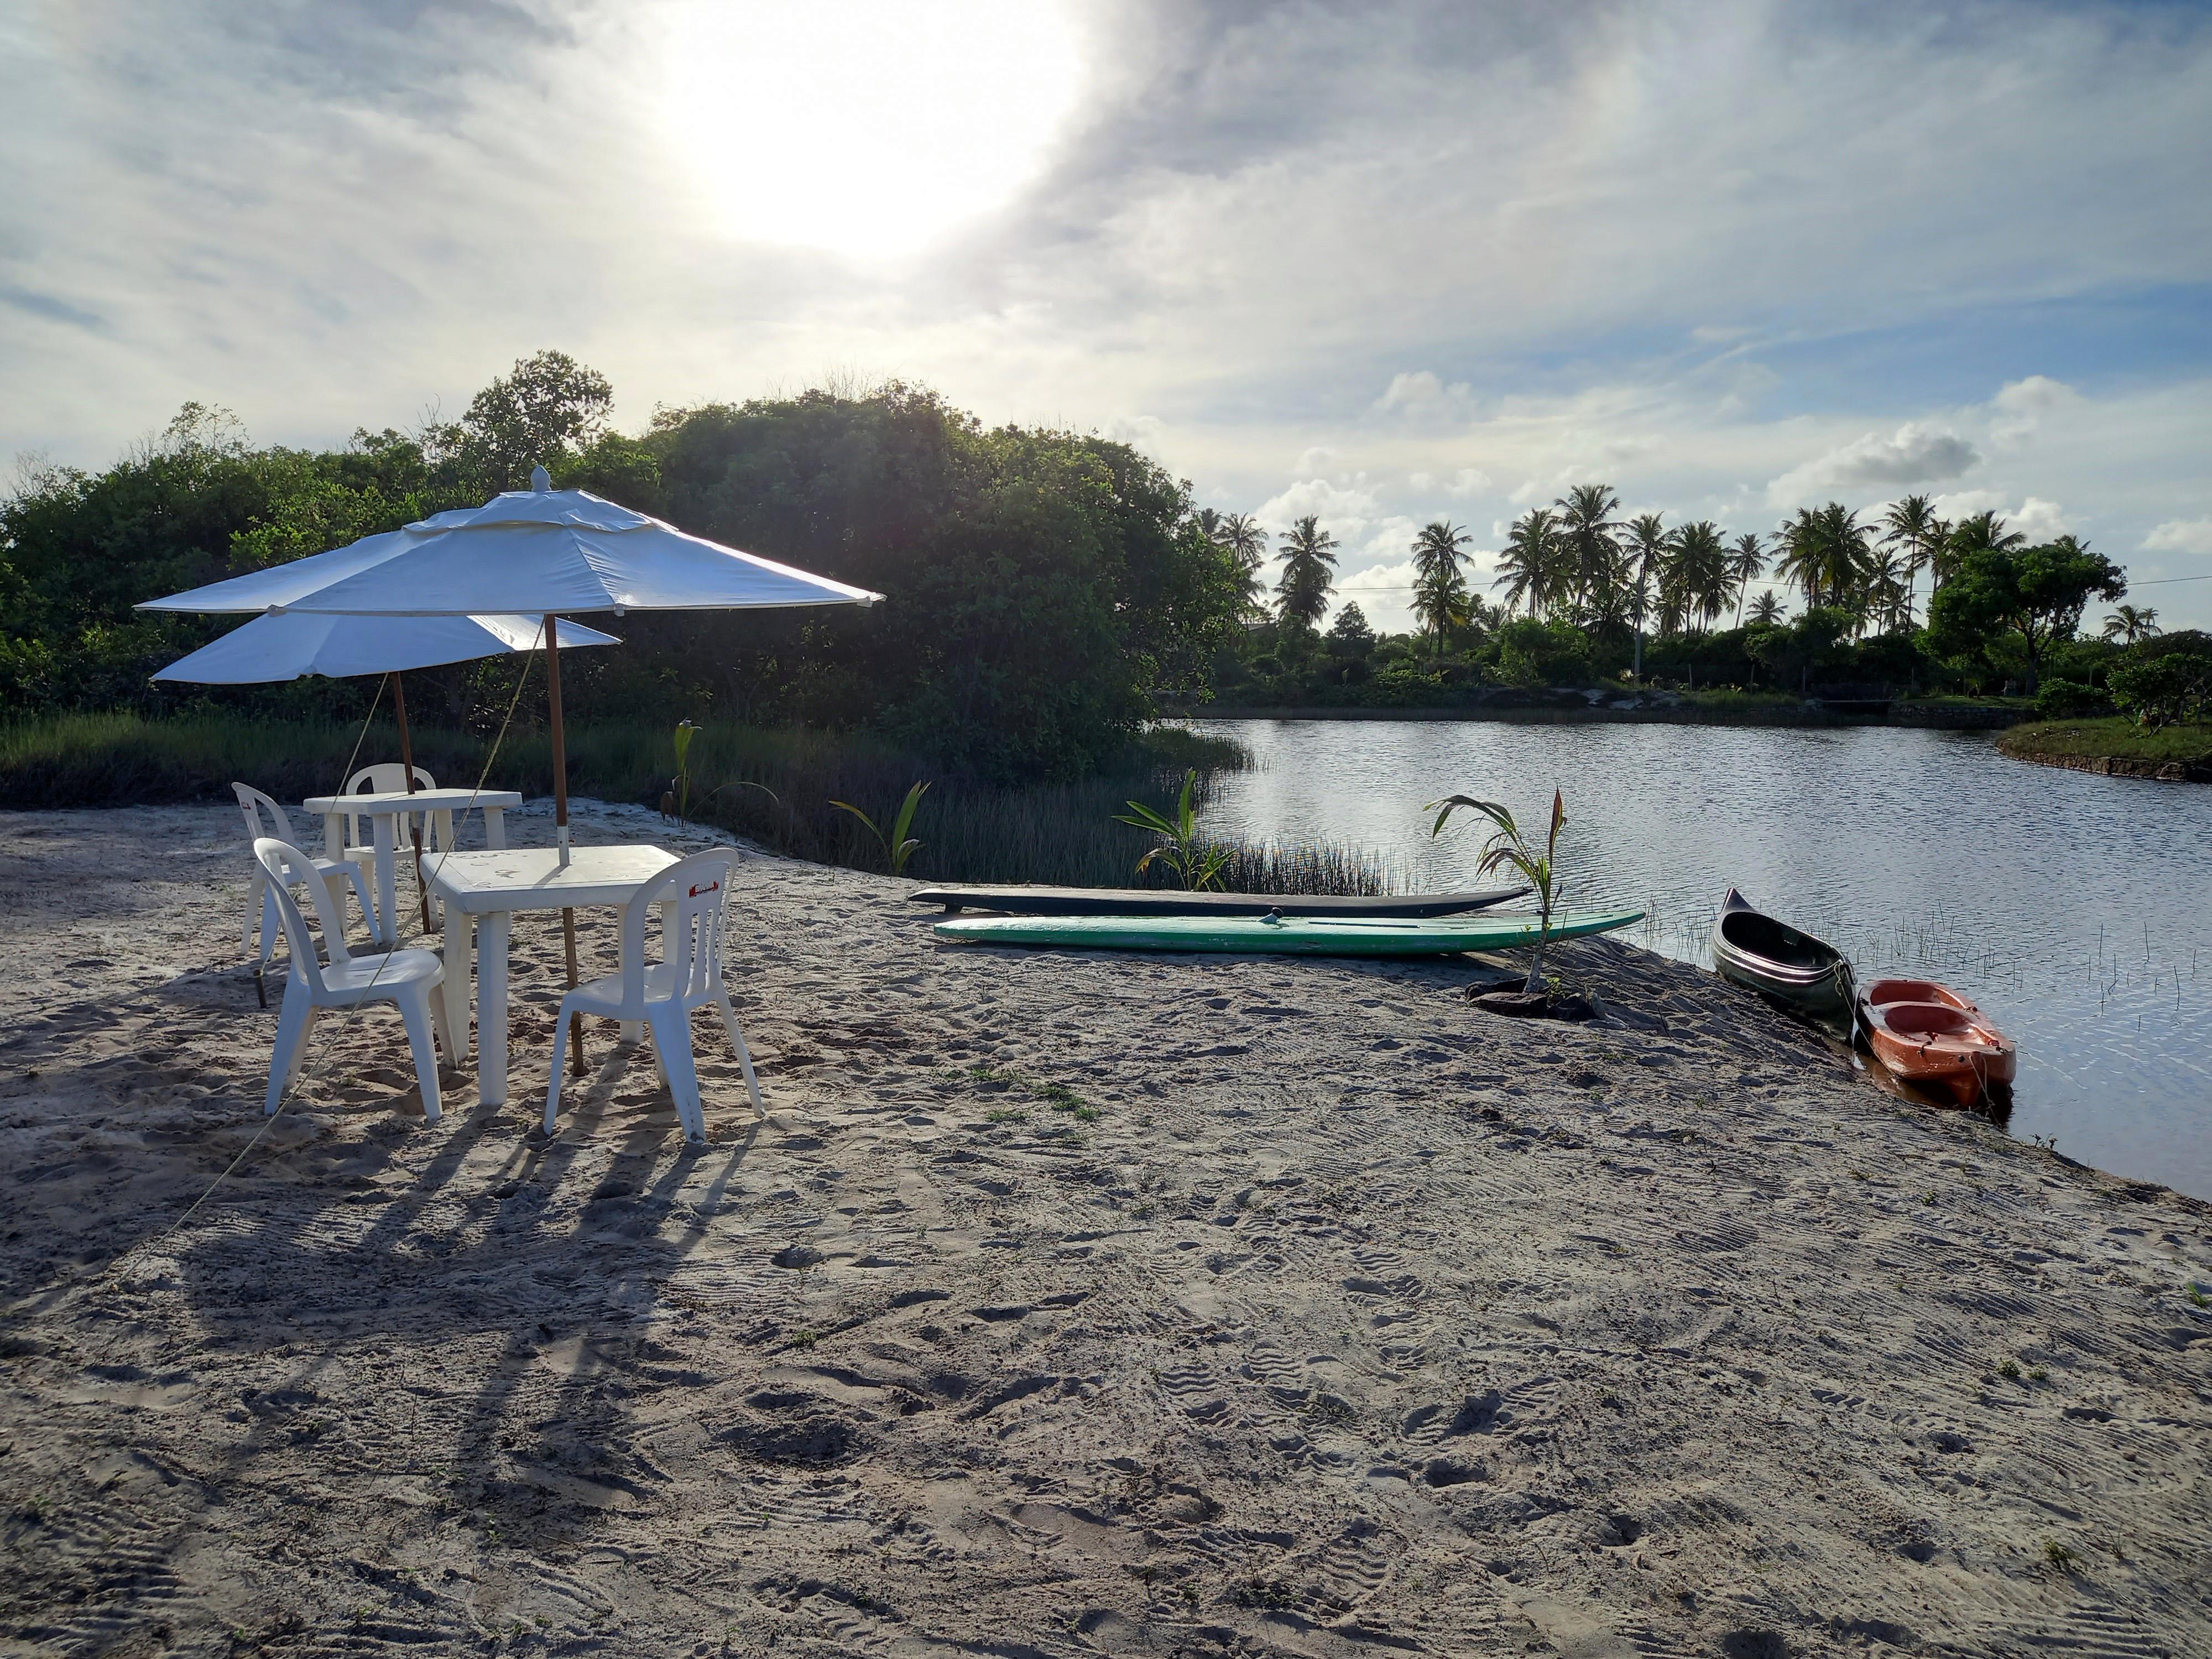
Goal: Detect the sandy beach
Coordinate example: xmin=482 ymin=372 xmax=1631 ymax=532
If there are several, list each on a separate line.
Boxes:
xmin=2 ymin=801 xmax=2208 ymax=1658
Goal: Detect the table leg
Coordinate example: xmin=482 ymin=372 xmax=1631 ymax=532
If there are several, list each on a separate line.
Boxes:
xmin=483 ymin=807 xmax=507 ymax=851
xmin=321 ymin=812 xmax=343 ymax=860
xmin=478 ymin=911 xmax=512 ymax=1108
xmin=441 ymin=905 xmax=473 ymax=1066
xmin=374 ymin=813 xmax=399 ymax=946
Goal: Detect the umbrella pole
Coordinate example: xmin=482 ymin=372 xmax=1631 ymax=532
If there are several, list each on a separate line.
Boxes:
xmin=544 ymin=614 xmax=585 ymax=1078
xmin=393 ymin=671 xmax=432 ymax=937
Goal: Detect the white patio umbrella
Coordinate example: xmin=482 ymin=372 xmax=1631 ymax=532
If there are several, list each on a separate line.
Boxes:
xmin=140 ymin=469 xmax=881 ymax=862
xmin=140 ymin=468 xmax=881 ymax=1033
xmin=154 ymin=610 xmax=621 ymax=933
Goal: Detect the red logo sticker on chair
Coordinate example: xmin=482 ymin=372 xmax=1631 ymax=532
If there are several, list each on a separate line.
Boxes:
xmin=688 ymin=881 xmax=721 ymax=897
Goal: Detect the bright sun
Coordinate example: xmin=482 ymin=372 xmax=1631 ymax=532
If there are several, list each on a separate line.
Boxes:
xmin=659 ymin=0 xmax=1084 ymax=259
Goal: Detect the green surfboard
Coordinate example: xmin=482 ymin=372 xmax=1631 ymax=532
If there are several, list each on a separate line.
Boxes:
xmin=931 ymin=908 xmax=1644 ymax=957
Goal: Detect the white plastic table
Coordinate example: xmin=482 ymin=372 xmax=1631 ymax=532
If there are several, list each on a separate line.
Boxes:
xmin=301 ymin=788 xmax=523 ymax=945
xmin=425 ymin=844 xmax=681 ymax=1108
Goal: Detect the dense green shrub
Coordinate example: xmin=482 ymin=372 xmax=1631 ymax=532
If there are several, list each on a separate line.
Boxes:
xmin=2109 ymin=649 xmax=2212 ymax=728
xmin=1493 ymin=619 xmax=1592 ymax=687
xmin=2033 ymin=678 xmax=2110 ymax=719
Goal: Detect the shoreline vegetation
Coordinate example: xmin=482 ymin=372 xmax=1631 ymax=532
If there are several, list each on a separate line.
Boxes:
xmin=1999 ymin=717 xmax=2212 ymax=783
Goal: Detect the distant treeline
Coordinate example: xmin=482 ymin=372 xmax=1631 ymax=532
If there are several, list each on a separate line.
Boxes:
xmin=1207 ymin=482 xmax=2155 ymax=711
xmin=0 ymin=354 xmax=1245 ymax=782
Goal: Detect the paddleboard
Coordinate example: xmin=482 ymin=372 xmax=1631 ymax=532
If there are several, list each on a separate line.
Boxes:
xmin=931 ymin=908 xmax=1645 ymax=957
xmin=908 ymin=883 xmax=1527 ymax=917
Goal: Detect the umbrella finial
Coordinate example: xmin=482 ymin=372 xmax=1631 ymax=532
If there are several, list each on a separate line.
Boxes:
xmin=530 ymin=463 xmax=551 ymax=492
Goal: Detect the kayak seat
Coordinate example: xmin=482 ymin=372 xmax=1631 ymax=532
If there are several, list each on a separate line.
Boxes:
xmin=1881 ymin=1002 xmax=1974 ymax=1037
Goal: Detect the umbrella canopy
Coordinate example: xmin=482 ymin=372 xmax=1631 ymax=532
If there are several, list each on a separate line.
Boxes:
xmin=138 ymin=482 xmax=881 ymax=618
xmin=153 ymin=612 xmax=618 ymax=684
xmin=138 ymin=509 xmax=483 ymax=615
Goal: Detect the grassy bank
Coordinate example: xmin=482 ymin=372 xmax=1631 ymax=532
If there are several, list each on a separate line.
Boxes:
xmin=0 ymin=711 xmax=1394 ymax=893
xmin=1999 ymin=717 xmax=2212 ymax=780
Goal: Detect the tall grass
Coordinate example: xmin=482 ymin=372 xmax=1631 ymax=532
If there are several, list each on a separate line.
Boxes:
xmin=0 ymin=711 xmax=1392 ymax=893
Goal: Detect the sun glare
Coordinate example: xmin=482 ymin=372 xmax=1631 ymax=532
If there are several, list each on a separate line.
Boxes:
xmin=659 ymin=1 xmax=1083 ymax=259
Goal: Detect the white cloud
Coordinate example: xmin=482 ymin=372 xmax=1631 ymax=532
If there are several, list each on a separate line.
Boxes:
xmin=1930 ymin=489 xmax=2008 ymax=520
xmin=2008 ymin=497 xmax=2073 ymax=540
xmin=1338 ymin=556 xmax=1420 ymax=634
xmin=1355 ymin=514 xmax=1421 ymax=562
xmin=1254 ymin=475 xmax=1382 ymax=539
xmin=1990 ymin=375 xmax=2081 ymax=445
xmin=1444 ymin=466 xmax=1491 ymax=497
xmin=1374 ymin=370 xmax=1474 ymax=425
xmin=1508 ymin=478 xmax=1546 ymax=506
xmin=2143 ymin=518 xmax=2212 ymax=555
xmin=1766 ymin=422 xmax=1981 ymax=505
xmin=1407 ymin=471 xmax=1433 ymax=491
xmin=1105 ymin=413 xmax=1166 ymax=455
xmin=1295 ymin=446 xmax=1338 ymax=473
xmin=1927 ymin=492 xmax=2070 ymax=540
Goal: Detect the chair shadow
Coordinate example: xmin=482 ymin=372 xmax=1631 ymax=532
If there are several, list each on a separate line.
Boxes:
xmin=161 ymin=1021 xmax=770 ymax=1537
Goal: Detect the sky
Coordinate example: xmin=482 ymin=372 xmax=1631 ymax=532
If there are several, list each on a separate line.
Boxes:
xmin=4 ymin=0 xmax=2210 ymax=633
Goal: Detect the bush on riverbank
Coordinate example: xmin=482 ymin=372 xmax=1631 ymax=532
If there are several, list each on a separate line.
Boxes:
xmin=1998 ymin=717 xmax=2212 ymax=773
xmin=0 ymin=711 xmax=1394 ymax=891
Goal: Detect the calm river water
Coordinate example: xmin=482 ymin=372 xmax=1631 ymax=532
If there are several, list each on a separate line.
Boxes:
xmin=1182 ymin=718 xmax=2212 ymax=1200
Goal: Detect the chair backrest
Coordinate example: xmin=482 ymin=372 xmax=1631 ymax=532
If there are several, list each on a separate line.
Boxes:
xmin=252 ymin=837 xmax=353 ymax=989
xmin=341 ymin=764 xmax=437 ymax=847
xmin=346 ymin=763 xmax=437 ymax=795
xmin=234 ymin=782 xmax=298 ymax=848
xmin=614 ymin=852 xmax=734 ymax=1015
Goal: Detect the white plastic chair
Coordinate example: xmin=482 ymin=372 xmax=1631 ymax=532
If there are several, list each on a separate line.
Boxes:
xmin=254 ymin=837 xmax=451 ymax=1123
xmin=234 ymin=784 xmax=377 ymax=980
xmin=544 ymin=852 xmax=763 ymax=1145
xmin=341 ymin=763 xmax=447 ymax=929
xmin=340 ymin=762 xmax=440 ymax=857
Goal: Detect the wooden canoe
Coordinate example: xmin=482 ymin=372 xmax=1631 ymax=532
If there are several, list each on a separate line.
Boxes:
xmin=909 ymin=884 xmax=1528 ymax=918
xmin=1859 ymin=977 xmax=2017 ymax=1107
xmin=1709 ymin=888 xmax=1854 ymax=1023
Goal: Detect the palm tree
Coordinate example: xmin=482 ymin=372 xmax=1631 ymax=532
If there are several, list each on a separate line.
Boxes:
xmin=1945 ymin=510 xmax=2025 ymax=582
xmin=2102 ymin=604 xmax=2161 ymax=644
xmin=1192 ymin=507 xmax=1223 ymax=544
xmin=1878 ymin=493 xmax=1940 ymax=621
xmin=1747 ymin=589 xmax=1785 ymax=626
xmin=1726 ymin=533 xmax=1766 ymax=625
xmin=1220 ymin=512 xmax=1267 ymax=571
xmin=1274 ymin=515 xmax=1338 ymax=629
xmin=1668 ymin=520 xmax=1730 ymax=633
xmin=1864 ymin=546 xmax=1911 ymax=634
xmin=1775 ymin=503 xmax=1875 ymax=613
xmin=1619 ymin=513 xmax=1666 ymax=676
xmin=1493 ymin=507 xmax=1561 ymax=618
xmin=1219 ymin=512 xmax=1270 ymax=619
xmin=1554 ymin=483 xmax=1622 ymax=613
xmin=1410 ymin=519 xmax=1473 ymax=656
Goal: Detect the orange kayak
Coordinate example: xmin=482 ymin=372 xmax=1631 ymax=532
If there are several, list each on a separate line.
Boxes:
xmin=1859 ymin=978 xmax=2017 ymax=1107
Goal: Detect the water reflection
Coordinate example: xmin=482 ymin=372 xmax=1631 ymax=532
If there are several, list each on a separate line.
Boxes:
xmin=1183 ymin=719 xmax=2212 ymax=1200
